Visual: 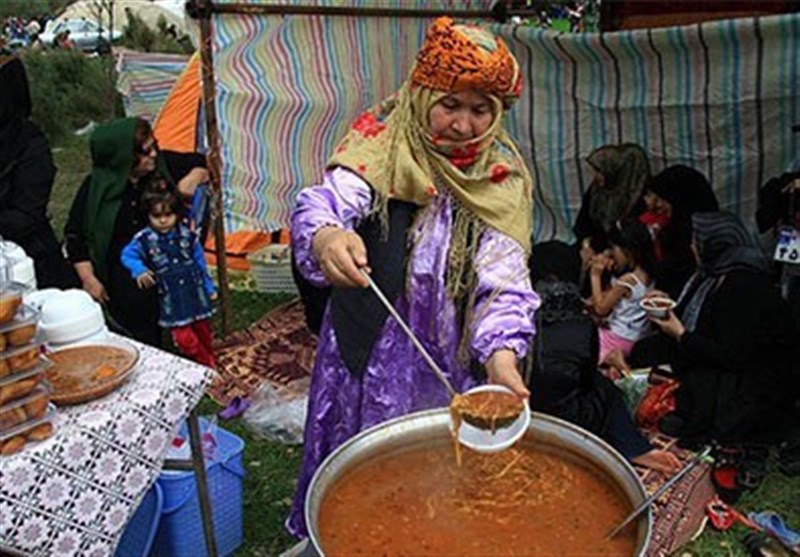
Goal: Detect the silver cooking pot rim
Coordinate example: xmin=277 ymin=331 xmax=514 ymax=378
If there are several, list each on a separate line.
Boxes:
xmin=305 ymin=409 xmax=652 ymax=556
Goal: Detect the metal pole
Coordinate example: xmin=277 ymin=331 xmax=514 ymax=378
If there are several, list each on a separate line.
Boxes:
xmin=208 ymin=2 xmax=497 ymax=19
xmin=195 ymin=0 xmax=231 ymax=335
xmin=187 ymin=410 xmax=219 ymax=557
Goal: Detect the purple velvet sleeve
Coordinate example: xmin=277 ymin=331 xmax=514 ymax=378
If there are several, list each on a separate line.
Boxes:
xmin=470 ymin=229 xmax=539 ymax=363
xmin=290 ymin=167 xmax=373 ymax=287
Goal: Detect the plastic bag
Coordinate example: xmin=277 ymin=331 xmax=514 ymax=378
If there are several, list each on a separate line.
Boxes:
xmin=242 ymin=382 xmax=307 ymax=445
xmin=165 ymin=416 xmax=220 ymax=463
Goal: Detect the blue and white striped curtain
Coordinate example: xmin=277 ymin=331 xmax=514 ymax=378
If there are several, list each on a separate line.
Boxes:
xmin=498 ymin=13 xmax=799 ymax=241
xmin=210 ymin=8 xmax=799 ymax=239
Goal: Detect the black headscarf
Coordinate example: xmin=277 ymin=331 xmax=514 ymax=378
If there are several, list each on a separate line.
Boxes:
xmin=0 ymin=57 xmax=32 ymax=174
xmin=647 ymin=165 xmax=719 ymax=218
xmin=677 ymin=211 xmax=770 ymax=331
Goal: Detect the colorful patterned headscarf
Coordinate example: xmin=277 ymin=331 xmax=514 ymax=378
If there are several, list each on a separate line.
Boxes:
xmin=328 ymin=17 xmax=533 ymax=257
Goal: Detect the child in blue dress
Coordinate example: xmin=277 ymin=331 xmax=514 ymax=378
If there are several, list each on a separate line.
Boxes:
xmin=121 ymin=184 xmax=217 ymax=367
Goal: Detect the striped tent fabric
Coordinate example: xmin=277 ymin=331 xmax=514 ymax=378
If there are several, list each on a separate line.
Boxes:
xmin=210 ymin=7 xmax=798 ymax=240
xmin=211 ymin=0 xmax=493 ymax=233
xmin=115 ymin=49 xmax=190 ymax=122
xmin=497 ymin=13 xmax=800 ymax=241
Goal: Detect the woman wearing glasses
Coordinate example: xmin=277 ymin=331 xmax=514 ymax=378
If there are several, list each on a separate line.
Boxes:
xmin=64 ymin=117 xmax=208 ymax=346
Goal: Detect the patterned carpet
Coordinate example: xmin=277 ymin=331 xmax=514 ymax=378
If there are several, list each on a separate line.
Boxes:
xmin=209 ymin=299 xmax=316 ymax=405
xmin=211 ymin=301 xmax=712 ymax=555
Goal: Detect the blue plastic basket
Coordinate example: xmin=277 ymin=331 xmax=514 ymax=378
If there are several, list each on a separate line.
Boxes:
xmin=152 ymin=422 xmax=245 ymax=557
xmin=115 ymin=482 xmax=163 ymax=557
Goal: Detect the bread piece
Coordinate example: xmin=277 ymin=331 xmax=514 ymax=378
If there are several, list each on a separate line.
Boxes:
xmin=0 ymin=406 xmax=28 ymax=429
xmin=0 ymin=333 xmax=6 ymax=352
xmin=23 ymin=396 xmax=49 ymax=420
xmin=0 ymin=295 xmax=21 ymax=324
xmin=7 ymin=348 xmax=38 ymax=372
xmin=7 ymin=325 xmax=36 ymax=347
xmin=26 ymin=422 xmax=54 ymax=441
xmin=0 ymin=377 xmax=39 ymax=405
xmin=0 ymin=436 xmax=26 ymax=455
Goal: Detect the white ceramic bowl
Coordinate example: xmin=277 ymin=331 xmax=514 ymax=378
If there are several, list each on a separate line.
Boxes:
xmin=11 ymin=255 xmax=36 ymax=291
xmin=456 ymin=384 xmax=531 ymax=453
xmin=46 ymin=325 xmax=110 ymax=350
xmin=640 ymin=297 xmax=676 ymax=319
xmin=40 ymin=290 xmax=106 ymax=345
xmin=23 ymin=288 xmax=62 ymax=311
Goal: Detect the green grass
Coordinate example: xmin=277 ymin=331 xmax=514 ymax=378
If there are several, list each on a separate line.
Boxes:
xmin=49 ymin=134 xmax=92 ymax=240
xmin=49 ymin=138 xmax=800 ymax=556
xmin=683 ymin=463 xmax=800 ymax=555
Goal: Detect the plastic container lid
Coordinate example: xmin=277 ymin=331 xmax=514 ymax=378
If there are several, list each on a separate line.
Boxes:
xmin=0 ymin=335 xmax=45 ymax=363
xmin=0 ymin=358 xmax=51 ymax=388
xmin=10 ymin=256 xmax=36 ymax=291
xmin=0 ymin=403 xmax=57 ymax=444
xmin=0 ymin=303 xmax=39 ymax=336
xmin=0 ymin=383 xmax=51 ymax=431
xmin=0 ymin=282 xmax=27 ymax=299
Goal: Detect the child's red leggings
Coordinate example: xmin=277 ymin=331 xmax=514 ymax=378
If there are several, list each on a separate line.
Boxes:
xmin=171 ymin=319 xmax=216 ymax=368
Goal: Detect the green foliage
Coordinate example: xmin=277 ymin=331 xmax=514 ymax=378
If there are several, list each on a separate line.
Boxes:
xmin=0 ymin=0 xmax=71 ymax=20
xmin=120 ymin=10 xmax=194 ymax=55
xmin=21 ymin=49 xmax=123 ymax=144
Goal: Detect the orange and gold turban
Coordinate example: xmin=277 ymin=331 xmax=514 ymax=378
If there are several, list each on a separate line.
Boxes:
xmin=411 ymin=17 xmax=522 ymax=108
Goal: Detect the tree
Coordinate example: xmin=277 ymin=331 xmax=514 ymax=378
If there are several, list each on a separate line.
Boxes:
xmin=0 ymin=0 xmax=72 ymax=20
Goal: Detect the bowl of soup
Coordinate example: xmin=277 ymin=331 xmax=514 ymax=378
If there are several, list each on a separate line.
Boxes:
xmin=305 ymin=410 xmax=651 ymax=556
xmin=640 ymin=297 xmax=676 ymax=319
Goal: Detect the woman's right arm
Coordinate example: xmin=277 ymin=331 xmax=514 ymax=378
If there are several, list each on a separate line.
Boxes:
xmin=64 ymin=178 xmax=109 ymax=302
xmin=291 ymin=167 xmax=373 ymax=288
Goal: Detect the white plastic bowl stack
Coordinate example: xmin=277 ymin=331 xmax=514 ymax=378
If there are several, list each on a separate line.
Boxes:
xmin=0 ymin=241 xmax=36 ymax=292
xmin=39 ymin=290 xmax=108 ymax=348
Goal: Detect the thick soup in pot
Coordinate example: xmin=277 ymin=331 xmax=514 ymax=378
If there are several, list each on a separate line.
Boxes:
xmin=318 ymin=440 xmax=638 ymax=556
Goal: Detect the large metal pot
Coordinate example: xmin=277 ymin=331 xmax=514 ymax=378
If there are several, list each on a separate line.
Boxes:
xmin=305 ymin=409 xmax=652 ymax=556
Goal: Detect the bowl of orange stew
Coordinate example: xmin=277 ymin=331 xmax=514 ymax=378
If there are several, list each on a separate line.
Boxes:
xmin=305 ymin=410 xmax=651 ymax=556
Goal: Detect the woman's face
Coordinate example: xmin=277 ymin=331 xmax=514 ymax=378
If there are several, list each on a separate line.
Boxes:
xmin=132 ymin=136 xmax=158 ymax=178
xmin=590 ymin=170 xmax=606 ymax=189
xmin=428 ymin=90 xmax=493 ymax=143
xmin=645 ymin=190 xmax=671 ymax=217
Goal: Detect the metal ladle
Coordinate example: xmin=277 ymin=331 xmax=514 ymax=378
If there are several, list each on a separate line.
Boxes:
xmin=360 ymin=270 xmax=529 ymax=452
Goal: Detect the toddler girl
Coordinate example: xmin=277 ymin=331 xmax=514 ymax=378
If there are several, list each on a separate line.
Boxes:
xmin=589 ymin=219 xmax=656 ymax=367
xmin=121 ymin=184 xmax=217 ymax=367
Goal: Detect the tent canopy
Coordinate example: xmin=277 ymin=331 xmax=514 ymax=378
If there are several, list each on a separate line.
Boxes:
xmin=54 ymin=0 xmax=189 ymax=35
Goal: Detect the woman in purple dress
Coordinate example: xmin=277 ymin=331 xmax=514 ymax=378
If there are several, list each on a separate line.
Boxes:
xmin=287 ymin=17 xmax=539 ymax=538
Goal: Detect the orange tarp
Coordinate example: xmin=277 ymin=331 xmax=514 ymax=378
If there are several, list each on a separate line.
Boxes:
xmin=153 ymin=53 xmax=201 ymax=153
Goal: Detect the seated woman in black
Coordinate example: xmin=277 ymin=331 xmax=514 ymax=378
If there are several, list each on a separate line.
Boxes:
xmin=64 ymin=117 xmax=207 ymax=347
xmin=645 ymin=212 xmax=798 ymax=447
xmin=644 ymin=165 xmax=719 ymax=299
xmin=527 ymin=279 xmax=680 ymax=474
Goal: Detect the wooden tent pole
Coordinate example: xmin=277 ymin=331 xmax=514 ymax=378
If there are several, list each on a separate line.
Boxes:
xmin=208 ymin=3 xmax=497 ymax=19
xmin=193 ymin=0 xmax=231 ymax=335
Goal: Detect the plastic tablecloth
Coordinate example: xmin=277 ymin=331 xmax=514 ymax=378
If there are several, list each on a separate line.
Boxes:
xmin=0 ymin=334 xmax=214 ymax=556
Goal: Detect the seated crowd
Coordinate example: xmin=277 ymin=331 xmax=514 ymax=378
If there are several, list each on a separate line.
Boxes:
xmin=532 ymin=143 xmax=800 ymax=494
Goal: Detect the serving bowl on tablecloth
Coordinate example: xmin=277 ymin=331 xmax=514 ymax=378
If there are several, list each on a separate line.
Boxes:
xmin=44 ymin=338 xmax=140 ymax=405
